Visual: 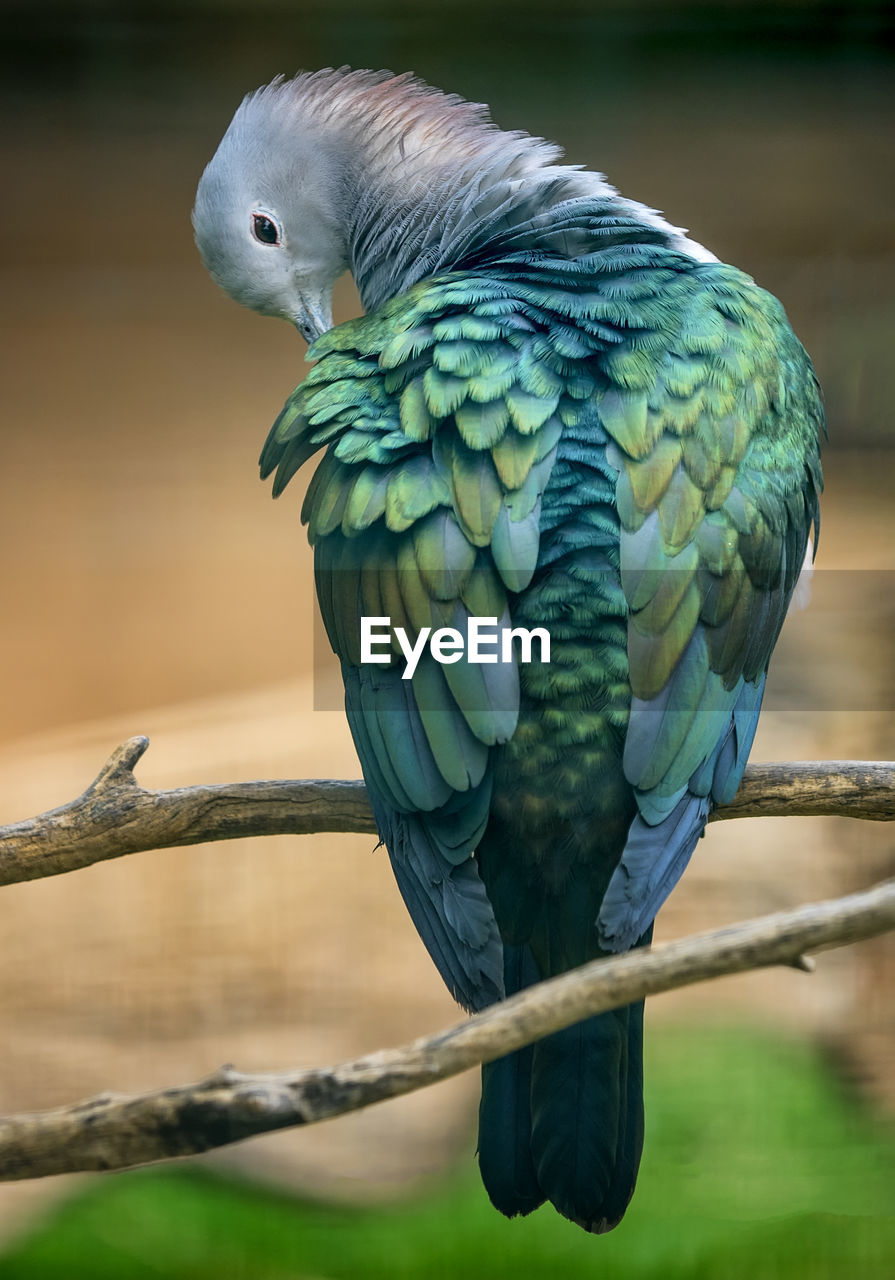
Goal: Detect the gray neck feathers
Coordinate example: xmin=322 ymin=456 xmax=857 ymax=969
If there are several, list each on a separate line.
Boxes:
xmin=250 ymin=69 xmax=712 ymax=312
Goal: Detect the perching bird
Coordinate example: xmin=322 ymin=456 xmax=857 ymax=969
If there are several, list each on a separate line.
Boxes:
xmin=193 ymin=68 xmax=823 ymax=1233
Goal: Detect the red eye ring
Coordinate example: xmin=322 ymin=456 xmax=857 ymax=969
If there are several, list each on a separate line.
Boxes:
xmin=252 ymin=213 xmax=281 ymax=246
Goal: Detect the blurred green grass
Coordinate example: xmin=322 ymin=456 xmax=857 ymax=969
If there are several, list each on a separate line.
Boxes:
xmin=1 ymin=1026 xmax=892 ymax=1280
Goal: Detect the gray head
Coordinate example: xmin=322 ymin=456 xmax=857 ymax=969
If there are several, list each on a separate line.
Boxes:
xmin=193 ymin=68 xmax=712 ymax=341
xmin=193 ymin=68 xmax=575 ymax=338
xmin=193 ymin=72 xmax=359 ymax=341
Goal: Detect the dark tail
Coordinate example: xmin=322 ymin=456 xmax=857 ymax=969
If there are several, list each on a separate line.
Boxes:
xmin=478 ymin=934 xmax=649 ymax=1233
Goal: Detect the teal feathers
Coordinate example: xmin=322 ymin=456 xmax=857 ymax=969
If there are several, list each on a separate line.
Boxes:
xmin=259 ymin=213 xmax=822 ymax=1235
xmin=195 ymin=69 xmax=823 ymax=1235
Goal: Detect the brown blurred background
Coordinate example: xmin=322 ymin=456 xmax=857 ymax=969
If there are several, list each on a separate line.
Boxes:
xmin=0 ymin=0 xmax=893 ymax=1240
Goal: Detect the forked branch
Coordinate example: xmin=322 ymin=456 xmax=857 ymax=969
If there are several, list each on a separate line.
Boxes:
xmin=1 ymin=737 xmax=893 ymax=888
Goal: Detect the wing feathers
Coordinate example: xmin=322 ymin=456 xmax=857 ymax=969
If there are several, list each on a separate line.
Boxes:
xmin=260 ymin=256 xmax=822 ymax=1013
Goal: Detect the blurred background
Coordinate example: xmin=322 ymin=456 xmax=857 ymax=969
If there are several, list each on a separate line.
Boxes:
xmin=0 ymin=1 xmax=893 ymax=1275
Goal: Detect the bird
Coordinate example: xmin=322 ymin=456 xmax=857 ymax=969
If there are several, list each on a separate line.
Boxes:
xmin=193 ymin=68 xmax=823 ymax=1234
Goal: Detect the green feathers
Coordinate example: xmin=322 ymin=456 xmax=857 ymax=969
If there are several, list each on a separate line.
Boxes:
xmin=257 ymin=271 xmax=580 ymax=800
xmin=565 ymin=264 xmax=824 ymax=987
xmin=256 ymin=237 xmax=822 ymax=1242
xmin=260 ymin=272 xmax=570 ymax=603
xmin=260 ymin=253 xmax=822 ymax=835
xmin=601 ymin=267 xmax=822 ymax=779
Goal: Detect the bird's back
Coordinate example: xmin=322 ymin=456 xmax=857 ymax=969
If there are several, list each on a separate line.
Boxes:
xmin=194 ymin=65 xmax=823 ymax=1235
xmin=260 ymin=208 xmax=823 ymax=1230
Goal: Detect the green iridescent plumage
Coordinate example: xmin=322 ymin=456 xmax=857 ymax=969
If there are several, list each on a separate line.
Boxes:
xmin=260 ymin=240 xmax=822 ymax=1231
xmin=193 ymin=69 xmax=822 ymax=1235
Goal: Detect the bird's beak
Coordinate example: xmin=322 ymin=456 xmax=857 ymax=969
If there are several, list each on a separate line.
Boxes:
xmin=292 ymin=287 xmax=333 ymax=345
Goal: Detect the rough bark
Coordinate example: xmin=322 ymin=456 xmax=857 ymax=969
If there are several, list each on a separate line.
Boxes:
xmin=0 ymin=878 xmax=891 ymax=1181
xmin=1 ymin=737 xmax=892 ymax=888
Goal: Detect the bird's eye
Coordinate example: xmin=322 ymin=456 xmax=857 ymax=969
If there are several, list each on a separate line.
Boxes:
xmin=252 ymin=213 xmax=281 ymax=246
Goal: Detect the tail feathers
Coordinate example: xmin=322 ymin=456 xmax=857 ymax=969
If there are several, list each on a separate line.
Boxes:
xmin=478 ymin=946 xmax=544 ymax=1217
xmin=529 ymin=1003 xmax=644 ymax=1233
xmin=539 ymin=1001 xmax=646 ymax=1231
xmin=478 ymin=934 xmax=650 ymax=1233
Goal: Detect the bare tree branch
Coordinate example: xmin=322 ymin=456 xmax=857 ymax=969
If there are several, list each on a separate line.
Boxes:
xmin=1 ymin=878 xmax=892 ymax=1181
xmin=1 ymin=737 xmax=893 ymax=889
xmin=0 ymin=737 xmax=375 ymax=887
xmin=709 ymin=760 xmax=895 ymax=823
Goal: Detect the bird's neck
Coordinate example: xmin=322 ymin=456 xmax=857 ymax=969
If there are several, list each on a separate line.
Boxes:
xmin=344 ymin=146 xmax=713 ymax=311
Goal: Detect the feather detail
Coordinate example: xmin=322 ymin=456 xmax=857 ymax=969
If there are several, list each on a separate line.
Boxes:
xmin=236 ymin=177 xmax=824 ymax=1240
